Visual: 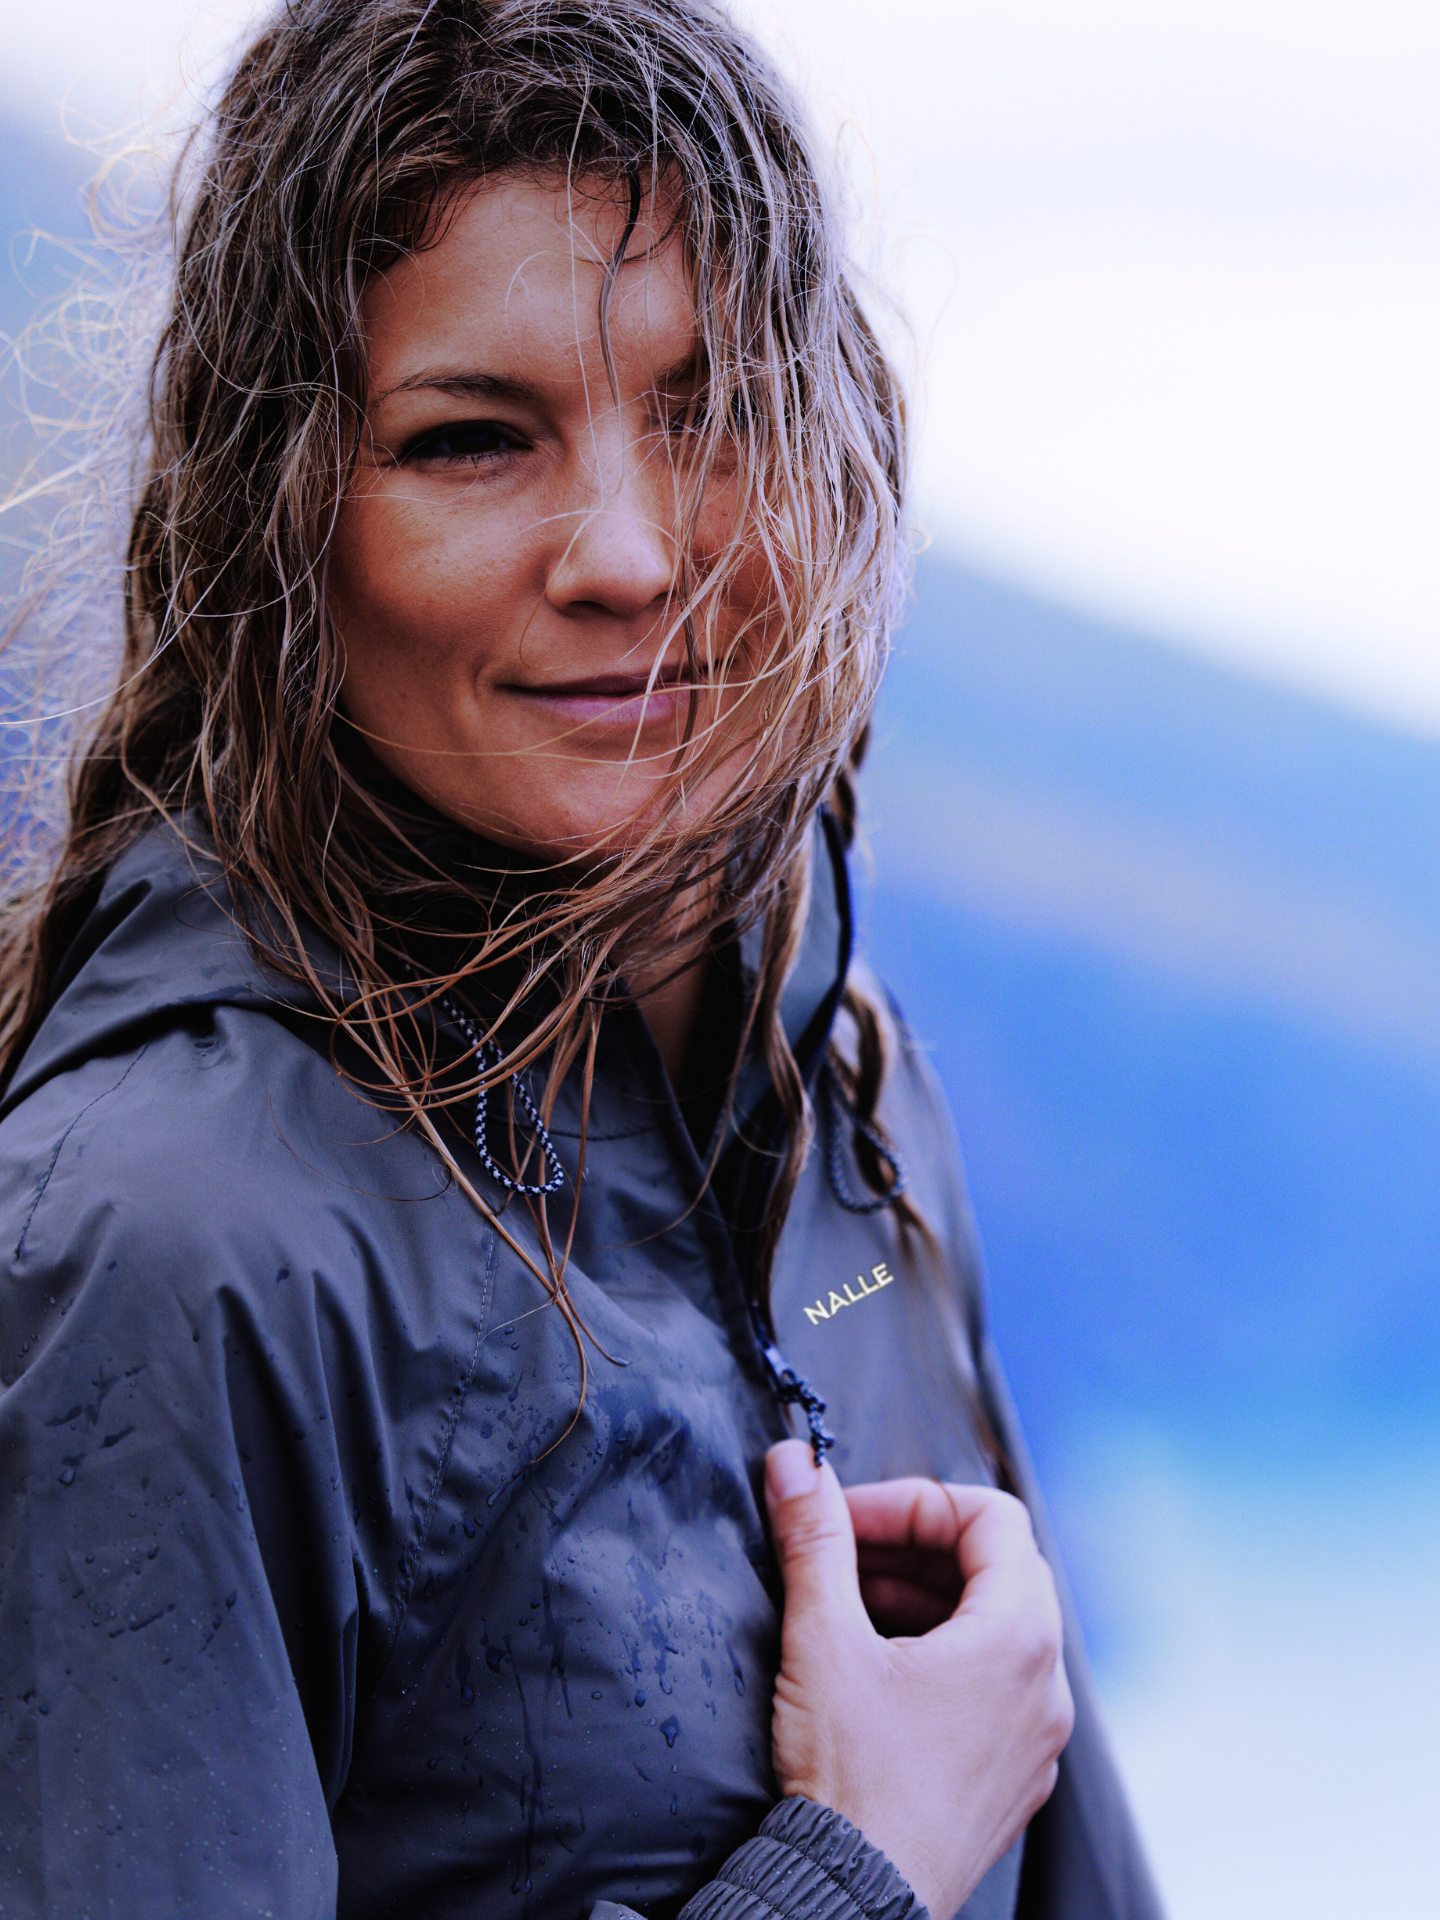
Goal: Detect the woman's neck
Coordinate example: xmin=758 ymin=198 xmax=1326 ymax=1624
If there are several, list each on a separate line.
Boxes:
xmin=632 ymin=948 xmax=712 ymax=1088
xmin=625 ymin=870 xmax=724 ymax=1089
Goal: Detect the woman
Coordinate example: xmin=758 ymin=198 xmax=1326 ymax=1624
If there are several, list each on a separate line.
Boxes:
xmin=0 ymin=3 xmax=1159 ymax=1916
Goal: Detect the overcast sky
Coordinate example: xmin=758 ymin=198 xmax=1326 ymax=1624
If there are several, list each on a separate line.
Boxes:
xmin=4 ymin=0 xmax=1438 ymax=735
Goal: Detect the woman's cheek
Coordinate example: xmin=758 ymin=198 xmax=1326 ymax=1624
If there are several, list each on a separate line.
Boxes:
xmin=334 ymin=505 xmax=485 ymax=676
xmin=689 ymin=461 xmax=747 ymax=567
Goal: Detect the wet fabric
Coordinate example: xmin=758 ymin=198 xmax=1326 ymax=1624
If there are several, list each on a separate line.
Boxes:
xmin=0 ymin=817 xmax=1161 ymax=1920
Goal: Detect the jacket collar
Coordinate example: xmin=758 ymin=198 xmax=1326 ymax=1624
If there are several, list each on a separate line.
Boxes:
xmin=6 ymin=808 xmax=855 ymax=1132
xmin=731 ymin=811 xmax=853 ymax=1119
xmin=410 ymin=809 xmax=854 ymax=1111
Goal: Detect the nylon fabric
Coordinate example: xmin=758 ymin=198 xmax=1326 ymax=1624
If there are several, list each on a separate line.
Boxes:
xmin=0 ymin=816 xmax=1160 ymax=1920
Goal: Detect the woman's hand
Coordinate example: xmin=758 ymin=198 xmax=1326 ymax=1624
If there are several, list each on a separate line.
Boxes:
xmin=764 ymin=1441 xmax=1075 ymax=1920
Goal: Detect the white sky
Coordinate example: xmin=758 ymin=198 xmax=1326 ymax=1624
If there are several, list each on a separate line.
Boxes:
xmin=4 ymin=0 xmax=1439 ymax=734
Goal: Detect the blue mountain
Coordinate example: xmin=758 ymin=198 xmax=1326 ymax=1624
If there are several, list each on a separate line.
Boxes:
xmin=862 ymin=555 xmax=1440 ymax=1487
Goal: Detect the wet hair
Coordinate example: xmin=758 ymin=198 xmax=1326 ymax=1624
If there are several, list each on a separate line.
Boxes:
xmin=0 ymin=0 xmax=916 ymax=1344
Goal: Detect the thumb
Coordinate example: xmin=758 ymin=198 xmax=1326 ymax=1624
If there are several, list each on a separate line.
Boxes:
xmin=765 ymin=1440 xmax=869 ymax=1630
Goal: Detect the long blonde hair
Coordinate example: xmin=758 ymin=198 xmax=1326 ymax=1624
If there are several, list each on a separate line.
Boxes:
xmin=0 ymin=0 xmax=910 ymax=1325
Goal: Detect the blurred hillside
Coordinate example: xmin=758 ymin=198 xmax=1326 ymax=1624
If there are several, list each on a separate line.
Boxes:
xmin=862 ymin=557 xmax=1440 ymax=1486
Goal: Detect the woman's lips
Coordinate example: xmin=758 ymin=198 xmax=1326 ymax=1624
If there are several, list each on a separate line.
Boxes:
xmin=510 ymin=673 xmax=705 ymax=729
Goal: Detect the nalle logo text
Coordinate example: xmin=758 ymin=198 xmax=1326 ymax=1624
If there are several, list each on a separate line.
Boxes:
xmin=803 ymin=1262 xmax=895 ymax=1326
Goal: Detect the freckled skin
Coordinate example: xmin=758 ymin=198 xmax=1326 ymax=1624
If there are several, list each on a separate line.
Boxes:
xmin=331 ymin=175 xmax=758 ymax=863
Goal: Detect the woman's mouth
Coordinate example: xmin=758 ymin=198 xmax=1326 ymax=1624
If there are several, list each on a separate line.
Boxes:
xmin=510 ymin=669 xmax=707 ymax=731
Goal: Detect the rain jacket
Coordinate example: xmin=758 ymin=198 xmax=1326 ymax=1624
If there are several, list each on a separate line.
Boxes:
xmin=0 ymin=815 xmax=1162 ymax=1920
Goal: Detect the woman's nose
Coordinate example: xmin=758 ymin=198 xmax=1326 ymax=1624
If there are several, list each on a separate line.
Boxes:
xmin=544 ymin=440 xmax=678 ymax=620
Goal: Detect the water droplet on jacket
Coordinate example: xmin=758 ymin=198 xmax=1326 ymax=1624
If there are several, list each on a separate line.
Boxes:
xmin=669 ymin=1794 xmax=678 ymax=1815
xmin=633 ymin=1689 xmax=646 ymax=1706
xmin=660 ymin=1716 xmax=680 ymax=1748
xmin=460 ymin=1685 xmax=474 ymax=1706
xmin=427 ymin=1757 xmax=438 ymax=1770
xmin=591 ymin=1689 xmax=602 ymax=1701
xmin=58 ymin=1467 xmax=75 ymax=1486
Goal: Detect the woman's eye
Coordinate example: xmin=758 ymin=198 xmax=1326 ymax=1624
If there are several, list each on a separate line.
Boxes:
xmin=402 ymin=420 xmax=525 ymax=466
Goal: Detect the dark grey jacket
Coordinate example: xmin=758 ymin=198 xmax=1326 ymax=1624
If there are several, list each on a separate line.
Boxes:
xmin=0 ymin=818 xmax=1161 ymax=1920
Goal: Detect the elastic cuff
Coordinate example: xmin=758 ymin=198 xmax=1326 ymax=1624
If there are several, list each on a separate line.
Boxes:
xmin=678 ymin=1796 xmax=928 ymax=1920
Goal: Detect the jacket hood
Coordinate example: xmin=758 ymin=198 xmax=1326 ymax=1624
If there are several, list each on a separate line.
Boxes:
xmin=4 ymin=813 xmax=853 ymax=1120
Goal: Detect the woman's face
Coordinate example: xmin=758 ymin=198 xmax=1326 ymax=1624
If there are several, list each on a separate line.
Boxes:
xmin=331 ymin=172 xmax=754 ymax=859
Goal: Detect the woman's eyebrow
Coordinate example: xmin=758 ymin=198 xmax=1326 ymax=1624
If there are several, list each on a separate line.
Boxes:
xmin=378 ymin=369 xmax=546 ymax=405
xmin=378 ymin=350 xmax=703 ymax=407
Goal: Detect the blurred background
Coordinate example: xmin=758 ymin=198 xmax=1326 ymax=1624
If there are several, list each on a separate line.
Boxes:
xmin=3 ymin=1 xmax=1438 ymax=1912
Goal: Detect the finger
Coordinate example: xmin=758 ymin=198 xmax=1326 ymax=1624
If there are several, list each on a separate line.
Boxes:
xmin=950 ymin=1494 xmax=1055 ymax=1622
xmin=765 ymin=1441 xmax=870 ymax=1632
xmin=846 ymin=1477 xmax=1000 ymax=1554
xmin=852 ymin=1480 xmax=1053 ymax=1631
xmin=846 ymin=1478 xmax=1053 ymax=1633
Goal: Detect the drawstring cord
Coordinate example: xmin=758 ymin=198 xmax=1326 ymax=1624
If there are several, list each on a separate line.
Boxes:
xmin=823 ymin=1064 xmax=908 ymax=1215
xmin=757 ymin=1328 xmax=837 ymax=1463
xmin=441 ymin=995 xmax=566 ymax=1198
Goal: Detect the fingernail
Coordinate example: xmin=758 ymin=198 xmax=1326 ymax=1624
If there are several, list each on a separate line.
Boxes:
xmin=767 ymin=1439 xmax=819 ymax=1503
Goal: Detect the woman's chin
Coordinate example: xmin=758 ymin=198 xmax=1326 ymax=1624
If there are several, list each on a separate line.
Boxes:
xmin=431 ymin=791 xmax=672 ymax=869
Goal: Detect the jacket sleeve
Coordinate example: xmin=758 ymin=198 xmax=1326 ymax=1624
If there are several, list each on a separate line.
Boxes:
xmin=0 ymin=1056 xmax=364 ymax=1918
xmin=594 ymin=1799 xmax=927 ymax=1920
